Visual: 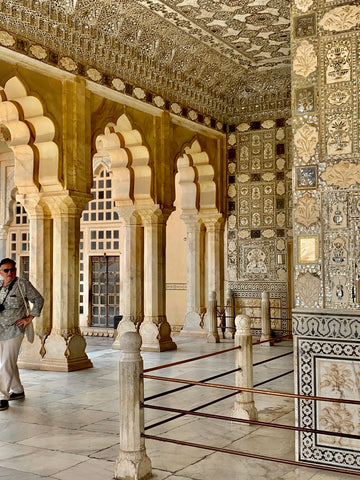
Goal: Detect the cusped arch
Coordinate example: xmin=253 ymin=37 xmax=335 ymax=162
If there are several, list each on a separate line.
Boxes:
xmin=94 ymin=113 xmax=152 ymax=206
xmin=176 ymin=139 xmax=217 ymax=214
xmin=0 ymin=76 xmax=60 ymax=193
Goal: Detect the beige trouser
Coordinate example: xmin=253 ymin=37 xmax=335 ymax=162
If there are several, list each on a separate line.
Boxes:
xmin=0 ymin=333 xmax=24 ymax=400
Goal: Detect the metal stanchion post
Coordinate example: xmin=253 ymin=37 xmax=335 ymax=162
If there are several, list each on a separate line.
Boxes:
xmin=224 ymin=288 xmax=235 ymax=339
xmin=232 ymin=314 xmax=258 ymax=421
xmin=115 ymin=332 xmax=152 ymax=480
xmin=207 ymin=290 xmax=220 ymax=343
xmin=260 ymin=290 xmax=272 ymax=347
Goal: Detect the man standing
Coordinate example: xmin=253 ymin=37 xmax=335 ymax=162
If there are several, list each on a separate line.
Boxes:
xmin=0 ymin=258 xmax=44 ymax=410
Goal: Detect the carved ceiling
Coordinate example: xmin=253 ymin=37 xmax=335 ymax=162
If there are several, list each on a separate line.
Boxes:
xmin=0 ymin=0 xmax=291 ymax=123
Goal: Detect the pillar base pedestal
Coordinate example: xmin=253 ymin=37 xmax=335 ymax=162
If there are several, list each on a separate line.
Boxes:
xmin=139 ymin=317 xmax=177 ymax=352
xmin=232 ymin=401 xmax=258 ymax=421
xmin=115 ymin=450 xmax=152 ymax=480
xmin=39 ymin=333 xmax=93 ymax=371
xmin=112 ymin=317 xmax=137 ymax=350
xmin=18 ymin=336 xmax=44 ymax=370
xmin=180 ymin=311 xmax=207 ymax=337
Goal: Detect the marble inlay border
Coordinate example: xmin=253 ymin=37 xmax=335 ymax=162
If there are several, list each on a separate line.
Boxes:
xmin=297 ymin=336 xmax=360 ymax=470
xmin=293 ymin=310 xmax=360 ymax=339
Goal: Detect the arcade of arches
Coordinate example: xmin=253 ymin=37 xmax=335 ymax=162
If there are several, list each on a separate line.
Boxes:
xmin=0 ymin=1 xmax=360 ymax=470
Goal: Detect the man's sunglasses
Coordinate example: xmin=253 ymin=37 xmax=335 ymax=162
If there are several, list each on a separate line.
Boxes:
xmin=1 ymin=268 xmax=16 ymax=273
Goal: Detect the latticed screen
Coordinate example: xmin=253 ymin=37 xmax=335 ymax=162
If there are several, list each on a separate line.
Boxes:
xmin=82 ymin=169 xmax=119 ymax=222
xmin=91 ymin=255 xmax=120 ymax=327
xmin=8 ymin=202 xmax=29 ymax=265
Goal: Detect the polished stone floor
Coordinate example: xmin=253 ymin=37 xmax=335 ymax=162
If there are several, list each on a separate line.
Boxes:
xmin=0 ymin=335 xmax=358 ymax=480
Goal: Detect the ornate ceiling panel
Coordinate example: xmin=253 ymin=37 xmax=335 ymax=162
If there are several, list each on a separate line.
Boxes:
xmin=0 ymin=0 xmax=291 ymax=122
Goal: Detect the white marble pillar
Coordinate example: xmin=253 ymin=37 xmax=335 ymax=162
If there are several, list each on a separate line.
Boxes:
xmin=232 ymin=314 xmax=258 ymax=421
xmin=115 ymin=331 xmax=152 ymax=480
xmin=113 ymin=207 xmax=143 ymax=349
xmin=203 ymin=214 xmax=225 ymax=325
xmin=0 ymin=225 xmax=8 ymax=259
xmin=40 ymin=193 xmax=93 ymax=371
xmin=181 ymin=214 xmax=206 ymax=335
xmin=17 ymin=195 xmax=53 ymax=369
xmin=260 ymin=290 xmax=272 ymax=347
xmin=139 ymin=207 xmax=176 ymax=351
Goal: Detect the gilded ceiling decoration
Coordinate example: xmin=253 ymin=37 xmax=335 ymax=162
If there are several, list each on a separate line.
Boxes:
xmin=0 ymin=0 xmax=291 ymax=123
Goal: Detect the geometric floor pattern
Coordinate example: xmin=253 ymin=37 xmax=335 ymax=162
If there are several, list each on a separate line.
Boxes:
xmin=0 ymin=335 xmax=358 ymax=480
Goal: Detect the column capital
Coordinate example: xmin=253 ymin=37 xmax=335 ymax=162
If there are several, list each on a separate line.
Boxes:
xmin=201 ymin=212 xmax=225 ymax=230
xmin=39 ymin=191 xmax=92 ymax=217
xmin=139 ymin=204 xmax=170 ymax=225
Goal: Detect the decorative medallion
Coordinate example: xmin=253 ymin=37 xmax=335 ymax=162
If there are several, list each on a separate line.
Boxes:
xmin=293 ymin=40 xmax=317 ymax=77
xmin=134 ymin=88 xmax=146 ymax=100
xmin=294 ymin=192 xmax=319 ymax=228
xmin=295 ymin=86 xmax=315 ymax=114
xmin=262 ymin=229 xmax=275 ymax=238
xmin=294 ymin=123 xmax=318 ymax=163
xmin=59 ymin=56 xmax=77 ymax=72
xmin=112 ymin=79 xmax=125 ymax=91
xmin=237 ymin=123 xmax=250 ymax=132
xmin=238 ymin=230 xmax=250 ymax=239
xmin=294 ymin=0 xmax=314 ymax=13
xmin=261 ymin=120 xmax=275 ymax=129
xmin=329 ymin=202 xmax=347 ymax=229
xmin=319 ymin=5 xmax=360 ymax=32
xmin=321 ymin=161 xmax=360 ymax=187
xmin=246 ymin=248 xmax=267 ymax=274
xmin=228 ymin=134 xmax=236 ymax=146
xmin=0 ymin=30 xmax=15 ymax=47
xmin=87 ymin=68 xmax=102 ymax=82
xmin=29 ymin=45 xmax=47 ymax=60
xmin=153 ymin=95 xmax=165 ymax=108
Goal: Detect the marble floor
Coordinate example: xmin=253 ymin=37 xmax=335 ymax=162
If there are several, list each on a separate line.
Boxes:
xmin=0 ymin=334 xmax=358 ymax=480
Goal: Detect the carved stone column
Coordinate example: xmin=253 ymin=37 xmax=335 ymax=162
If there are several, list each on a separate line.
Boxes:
xmin=17 ymin=194 xmax=53 ymax=369
xmin=180 ymin=214 xmax=206 ymax=336
xmin=203 ymin=213 xmax=225 ymax=318
xmin=0 ymin=225 xmax=8 ymax=259
xmin=139 ymin=207 xmax=176 ymax=351
xmin=40 ymin=192 xmax=93 ymax=371
xmin=112 ymin=207 xmax=143 ymax=349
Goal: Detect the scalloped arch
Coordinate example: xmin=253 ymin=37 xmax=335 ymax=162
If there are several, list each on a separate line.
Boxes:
xmin=177 ymin=139 xmax=217 ymax=214
xmin=0 ymin=76 xmax=60 ymax=193
xmin=94 ymin=113 xmax=152 ymax=207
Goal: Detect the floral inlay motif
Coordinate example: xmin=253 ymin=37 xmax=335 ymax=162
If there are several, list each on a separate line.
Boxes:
xmin=320 ymin=363 xmax=354 ymax=398
xmin=293 ymin=40 xmax=317 ymax=77
xmin=295 ymin=0 xmax=314 ymax=13
xmin=319 ymin=5 xmax=360 ymax=32
xmin=294 ymin=192 xmax=319 ymax=228
xmin=326 ymin=43 xmax=350 ymax=84
xmin=296 ymin=272 xmax=321 ymax=306
xmin=328 ymin=89 xmax=350 ymax=106
xmin=327 ymin=114 xmax=351 ymax=155
xmin=319 ymin=404 xmax=355 ymax=446
xmin=321 ymin=161 xmax=360 ymax=187
xmin=294 ymin=123 xmax=318 ymax=163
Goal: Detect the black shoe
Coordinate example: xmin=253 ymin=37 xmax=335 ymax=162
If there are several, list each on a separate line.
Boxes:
xmin=0 ymin=400 xmax=8 ymax=410
xmin=9 ymin=391 xmax=25 ymax=400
